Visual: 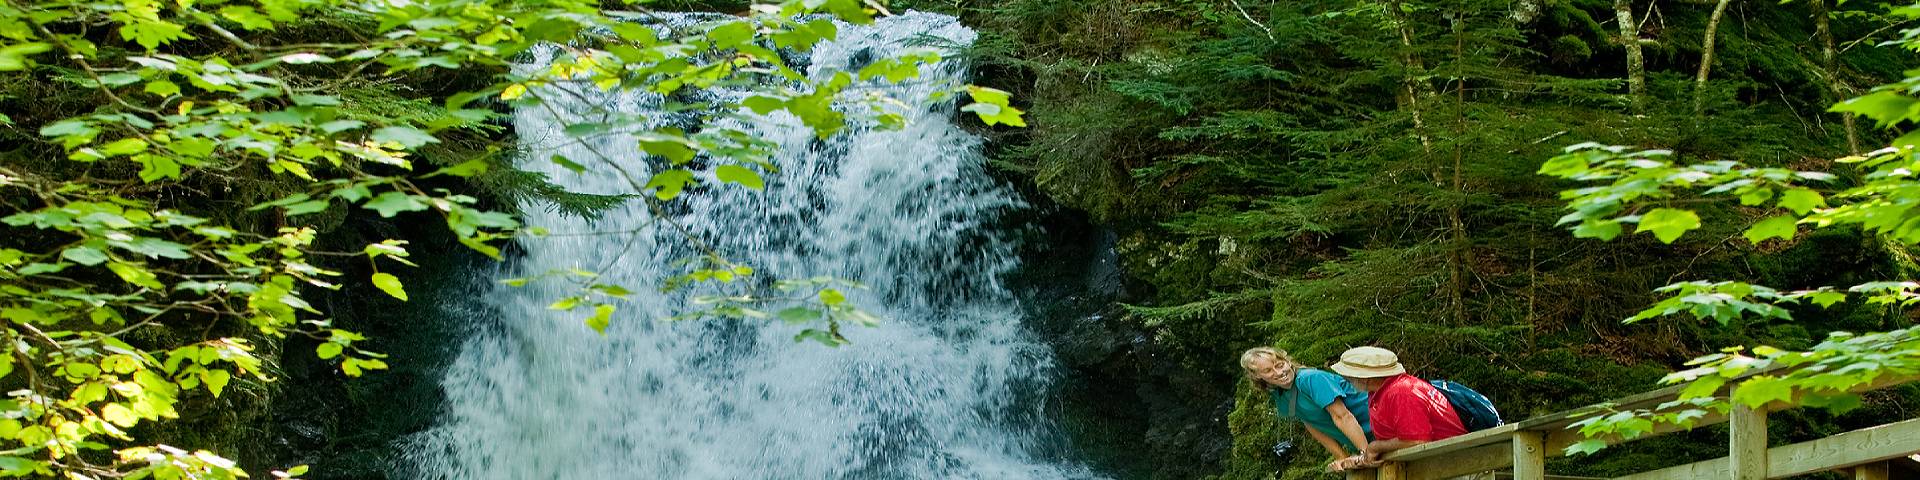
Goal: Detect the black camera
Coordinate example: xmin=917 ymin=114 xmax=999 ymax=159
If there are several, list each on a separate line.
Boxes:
xmin=1270 ymin=440 xmax=1298 ymax=464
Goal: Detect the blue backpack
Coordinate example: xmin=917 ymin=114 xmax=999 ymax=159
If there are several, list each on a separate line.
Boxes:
xmin=1430 ymin=379 xmax=1502 ymax=432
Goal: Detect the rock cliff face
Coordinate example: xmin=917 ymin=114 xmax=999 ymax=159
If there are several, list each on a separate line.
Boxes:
xmin=1001 ymin=201 xmax=1254 ymax=479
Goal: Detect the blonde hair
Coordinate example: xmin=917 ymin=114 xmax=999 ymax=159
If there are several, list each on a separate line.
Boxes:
xmin=1239 ymin=346 xmax=1296 ymax=390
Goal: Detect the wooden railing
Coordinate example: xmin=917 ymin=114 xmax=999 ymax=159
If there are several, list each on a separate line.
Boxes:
xmin=1345 ymin=372 xmax=1920 ymax=480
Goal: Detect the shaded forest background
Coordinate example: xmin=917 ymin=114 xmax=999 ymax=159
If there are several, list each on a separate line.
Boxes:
xmin=947 ymin=0 xmax=1920 ymax=477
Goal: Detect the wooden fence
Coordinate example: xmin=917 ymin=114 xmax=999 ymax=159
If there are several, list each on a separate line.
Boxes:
xmin=1345 ymin=373 xmax=1919 ymax=480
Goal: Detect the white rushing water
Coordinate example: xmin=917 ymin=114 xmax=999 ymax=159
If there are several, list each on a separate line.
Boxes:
xmin=401 ymin=12 xmax=1101 ymax=479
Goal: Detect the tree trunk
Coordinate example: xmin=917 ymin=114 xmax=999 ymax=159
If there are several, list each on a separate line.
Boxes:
xmin=1812 ymin=0 xmax=1860 ymax=153
xmin=1448 ymin=17 xmax=1469 ymax=325
xmin=1616 ymin=0 xmax=1648 ymax=114
xmin=1694 ymin=0 xmax=1735 ymax=114
xmin=1379 ymin=0 xmax=1435 ymax=150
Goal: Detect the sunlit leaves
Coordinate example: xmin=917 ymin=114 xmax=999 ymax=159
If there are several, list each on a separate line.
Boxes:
xmin=0 ymin=42 xmax=51 ymax=71
xmin=1743 ymin=216 xmax=1798 ymax=244
xmin=962 ymin=85 xmax=1027 ymax=127
xmin=363 ymin=191 xmax=428 ymax=217
xmin=586 ymin=304 xmax=615 ymax=334
xmin=144 ymin=79 xmax=183 ymax=98
xmin=1636 ymin=208 xmax=1700 ymax=244
xmin=1627 ymin=281 xmax=1793 ymax=324
xmin=370 ymin=126 xmax=438 ymax=149
xmin=714 ymin=165 xmax=765 ymax=190
xmin=371 ymin=273 xmax=407 ymax=301
xmin=645 ymin=169 xmax=695 ymax=200
xmin=1778 ymin=188 xmax=1825 ymax=214
xmin=1828 ymin=91 xmax=1916 ymax=128
xmin=118 ymin=20 xmax=192 ymax=50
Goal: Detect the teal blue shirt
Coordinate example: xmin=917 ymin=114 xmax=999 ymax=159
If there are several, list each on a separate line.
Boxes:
xmin=1269 ymin=368 xmax=1374 ymax=452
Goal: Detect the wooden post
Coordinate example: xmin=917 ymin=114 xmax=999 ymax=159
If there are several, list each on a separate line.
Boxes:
xmin=1347 ymin=468 xmax=1379 ymax=480
xmin=1729 ymin=403 xmax=1768 ymax=480
xmin=1854 ymin=461 xmax=1890 ymax=480
xmin=1512 ymin=431 xmax=1546 ymax=480
xmin=1379 ymin=461 xmax=1408 ymax=480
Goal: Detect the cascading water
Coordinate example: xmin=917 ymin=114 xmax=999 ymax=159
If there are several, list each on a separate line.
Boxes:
xmin=401 ymin=12 xmax=1103 ymax=479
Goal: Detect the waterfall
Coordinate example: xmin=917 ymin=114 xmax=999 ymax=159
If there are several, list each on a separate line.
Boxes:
xmin=400 ymin=12 xmax=1102 ymax=479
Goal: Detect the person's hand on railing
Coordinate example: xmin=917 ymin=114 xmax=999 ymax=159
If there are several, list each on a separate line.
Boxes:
xmin=1327 ymin=454 xmax=1367 ymax=472
xmin=1362 ymin=447 xmax=1384 ymax=465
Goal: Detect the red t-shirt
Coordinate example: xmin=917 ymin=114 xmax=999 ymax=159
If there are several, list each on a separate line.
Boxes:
xmin=1368 ymin=374 xmax=1468 ymax=442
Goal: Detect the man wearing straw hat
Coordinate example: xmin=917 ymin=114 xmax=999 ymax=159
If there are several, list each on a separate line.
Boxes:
xmin=1330 ymin=346 xmax=1467 ymax=467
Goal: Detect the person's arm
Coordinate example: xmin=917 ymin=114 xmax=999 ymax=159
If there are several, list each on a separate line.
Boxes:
xmin=1363 ymin=438 xmax=1427 ymax=464
xmin=1304 ymin=423 xmax=1346 ymax=457
xmin=1325 ymin=401 xmax=1370 ymax=459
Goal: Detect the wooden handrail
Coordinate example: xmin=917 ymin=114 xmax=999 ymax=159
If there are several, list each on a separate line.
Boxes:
xmin=1344 ymin=371 xmax=1920 ymax=480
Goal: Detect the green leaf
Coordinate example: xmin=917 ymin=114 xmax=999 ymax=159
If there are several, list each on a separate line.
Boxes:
xmin=291 ymin=94 xmax=340 ymax=106
xmin=793 ymin=328 xmax=844 ymax=346
xmin=61 ymin=246 xmax=109 ymax=266
xmin=742 ymin=95 xmax=785 ymax=115
xmin=1830 ymin=91 xmax=1919 ymax=128
xmin=1676 ymin=375 xmax=1727 ymax=400
xmin=203 ymin=369 xmax=231 ymax=397
xmin=1739 ymin=188 xmax=1774 ymax=206
xmin=135 ymin=154 xmax=181 ymax=182
xmin=428 ymin=159 xmax=489 ymax=178
xmin=144 ymin=80 xmax=180 ymax=97
xmin=0 ymin=42 xmax=52 ymax=71
xmin=714 ymin=165 xmax=765 ymax=190
xmin=101 ymin=403 xmax=137 ymax=427
xmin=551 ymin=154 xmax=587 ymax=173
xmin=105 ymin=262 xmax=164 ymax=290
xmin=370 ymin=126 xmax=438 ymax=148
xmin=638 ymin=133 xmax=697 ymax=164
xmin=586 ymin=304 xmax=615 ymax=334
xmin=119 ymin=20 xmax=193 ymax=50
xmin=1743 ymin=216 xmax=1798 ymax=244
xmin=819 ymin=288 xmax=846 ymax=306
xmin=124 ymin=237 xmax=192 ymax=259
xmin=960 ymin=102 xmax=1027 ymax=127
xmin=1636 ymin=208 xmax=1701 ymax=244
xmin=707 ymin=21 xmax=755 ymax=49
xmin=319 ymin=120 xmax=365 ymax=134
xmin=777 ymin=307 xmax=822 ymax=324
xmin=315 ymin=343 xmax=343 ymax=360
xmin=371 ymin=273 xmax=408 ymax=301
xmin=218 ymin=6 xmax=276 ymax=30
xmin=1563 ymin=439 xmax=1607 ymax=456
xmin=285 ymin=200 xmax=330 ymax=216
xmin=100 ymin=138 xmax=148 ymax=157
xmin=645 ymin=169 xmax=696 ymax=200
xmin=1808 ymin=291 xmax=1847 ymax=308
xmin=363 ymin=192 xmax=428 ymax=217
xmin=1731 ymin=376 xmax=1793 ymax=408
xmin=1572 ymin=220 xmax=1622 ymax=241
xmin=1777 ymin=189 xmax=1826 ymax=215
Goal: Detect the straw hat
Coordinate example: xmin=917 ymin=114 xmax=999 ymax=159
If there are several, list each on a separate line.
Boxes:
xmin=1330 ymin=346 xmax=1407 ymax=378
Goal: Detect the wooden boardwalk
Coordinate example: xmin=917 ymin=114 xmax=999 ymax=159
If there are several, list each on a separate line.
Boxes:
xmin=1345 ymin=372 xmax=1920 ymax=480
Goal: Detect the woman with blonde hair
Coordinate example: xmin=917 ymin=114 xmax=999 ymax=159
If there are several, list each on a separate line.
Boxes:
xmin=1240 ymin=347 xmax=1374 ymax=472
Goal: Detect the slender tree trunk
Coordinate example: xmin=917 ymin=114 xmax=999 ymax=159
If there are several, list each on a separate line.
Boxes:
xmin=1812 ymin=0 xmax=1860 ymax=153
xmin=1380 ymin=0 xmax=1435 ymax=150
xmin=1694 ymin=0 xmax=1735 ymax=114
xmin=1616 ymin=0 xmax=1648 ymax=113
xmin=1448 ymin=17 xmax=1469 ymax=325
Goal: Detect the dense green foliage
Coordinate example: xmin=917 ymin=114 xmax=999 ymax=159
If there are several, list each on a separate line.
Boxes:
xmin=963 ymin=0 xmax=1920 ymax=477
xmin=0 ymin=0 xmax=1023 ymax=478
